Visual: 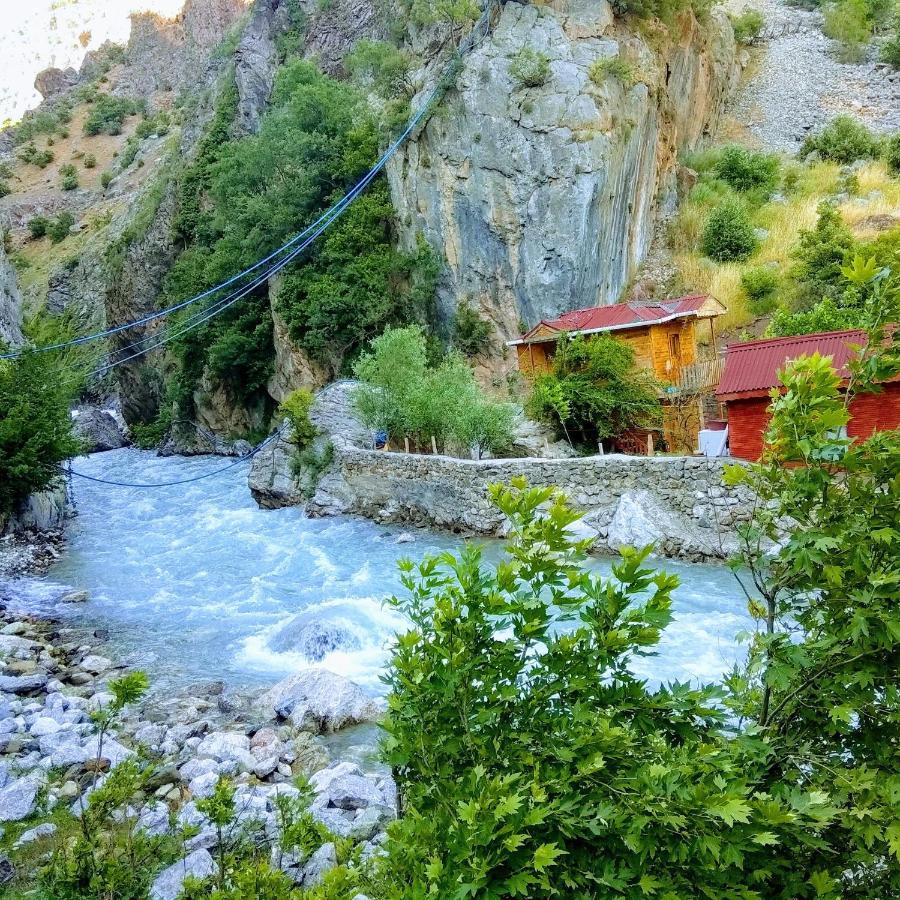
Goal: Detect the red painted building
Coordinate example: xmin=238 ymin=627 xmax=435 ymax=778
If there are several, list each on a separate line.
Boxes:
xmin=716 ymin=329 xmax=900 ymax=461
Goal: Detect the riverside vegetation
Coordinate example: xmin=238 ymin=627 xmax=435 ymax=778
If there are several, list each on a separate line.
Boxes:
xmin=2 ymin=298 xmax=898 ymax=898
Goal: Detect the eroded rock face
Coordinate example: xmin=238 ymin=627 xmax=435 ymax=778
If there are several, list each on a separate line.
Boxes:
xmin=121 ymin=0 xmax=249 ymax=99
xmin=34 ymin=67 xmax=79 ymax=101
xmin=388 ymin=0 xmax=737 ymax=353
xmin=0 ymin=243 xmax=24 ymax=349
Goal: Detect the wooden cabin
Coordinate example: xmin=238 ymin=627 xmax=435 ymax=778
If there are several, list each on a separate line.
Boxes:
xmin=716 ymin=329 xmax=900 ymax=461
xmin=510 ymin=296 xmax=727 ymax=452
xmin=511 ymin=295 xmax=726 ymax=386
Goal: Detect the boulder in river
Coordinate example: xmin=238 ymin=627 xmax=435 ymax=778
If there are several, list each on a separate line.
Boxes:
xmin=259 ymin=669 xmax=386 ymax=733
xmin=71 ymin=406 xmax=129 ymax=453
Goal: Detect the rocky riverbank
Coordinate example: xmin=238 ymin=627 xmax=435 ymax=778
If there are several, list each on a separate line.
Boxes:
xmin=0 ymin=598 xmax=394 ymax=896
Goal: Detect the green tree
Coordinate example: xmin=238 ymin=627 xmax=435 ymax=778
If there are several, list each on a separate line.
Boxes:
xmin=713 ymin=144 xmax=779 ymax=195
xmin=723 ymin=308 xmax=900 ymax=894
xmin=380 ymin=481 xmax=837 ymax=898
xmin=800 ymin=115 xmax=881 ymax=163
xmin=787 ymin=201 xmax=855 ymax=308
xmin=525 ymin=333 xmax=661 ymax=448
xmin=0 ymin=350 xmax=81 ymax=516
xmin=701 ymin=198 xmax=759 ymax=261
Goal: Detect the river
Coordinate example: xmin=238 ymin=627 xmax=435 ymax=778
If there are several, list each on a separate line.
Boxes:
xmin=2 ymin=449 xmax=751 ymax=696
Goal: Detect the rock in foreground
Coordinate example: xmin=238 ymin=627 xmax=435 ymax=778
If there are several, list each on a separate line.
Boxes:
xmin=259 ymin=668 xmax=386 ymax=733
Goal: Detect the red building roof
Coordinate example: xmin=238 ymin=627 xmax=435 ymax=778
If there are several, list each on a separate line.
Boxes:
xmin=716 ymin=329 xmax=867 ymax=399
xmin=512 ymin=295 xmax=722 ymax=344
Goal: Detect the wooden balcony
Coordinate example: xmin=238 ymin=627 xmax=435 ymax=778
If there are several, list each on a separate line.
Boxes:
xmin=675 ymin=355 xmax=724 ymax=393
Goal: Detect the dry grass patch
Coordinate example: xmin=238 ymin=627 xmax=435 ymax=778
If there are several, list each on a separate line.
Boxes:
xmin=670 ymin=160 xmax=900 ymax=334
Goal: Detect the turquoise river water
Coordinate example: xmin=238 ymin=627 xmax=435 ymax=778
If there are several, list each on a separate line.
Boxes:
xmin=1 ymin=449 xmax=751 ymax=696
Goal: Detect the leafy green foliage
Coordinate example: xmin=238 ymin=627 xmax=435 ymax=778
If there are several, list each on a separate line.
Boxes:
xmin=380 ymin=481 xmax=838 ymax=898
xmin=83 ymin=153 xmax=97 ymax=169
xmin=588 ymin=55 xmax=635 ymax=87
xmin=769 ymin=252 xmax=900 ymax=336
xmin=164 ymin=60 xmax=434 ymax=410
xmin=452 ymin=301 xmax=493 ymax=357
xmin=60 ymin=163 xmax=79 ymax=191
xmin=83 ymin=95 xmax=143 ymax=136
xmin=18 ymin=142 xmax=55 ymax=168
xmin=730 ymin=8 xmax=765 ymax=42
xmin=740 ymin=265 xmax=780 ymax=315
xmin=0 ymin=179 xmax=11 ymax=198
xmin=508 ymin=48 xmax=551 ymax=88
xmin=823 ymin=0 xmax=873 ymax=62
xmin=41 ymin=759 xmax=180 ymax=900
xmin=100 ymin=170 xmax=113 ymax=189
xmin=525 ymin=333 xmax=661 ymax=448
xmin=48 ymin=211 xmax=76 ymax=244
xmin=27 ymin=215 xmax=49 ymax=239
xmin=347 ymin=39 xmax=413 ymax=99
xmin=800 ymin=115 xmax=881 ymax=163
xmin=885 ymin=132 xmax=900 ymax=175
xmin=882 ymin=15 xmax=900 ymax=66
xmin=0 ymin=350 xmax=81 ymax=515
xmin=713 ymin=144 xmax=780 ymax=195
xmin=352 ymin=325 xmax=515 ymax=457
xmin=723 ymin=308 xmax=900 ymax=895
xmin=279 ymin=388 xmax=317 ymax=449
xmin=701 ymin=198 xmax=759 ymax=261
xmin=785 ymin=201 xmax=855 ymax=310
xmin=404 ymin=0 xmax=481 ymax=30
xmin=275 ymin=184 xmax=437 ymax=370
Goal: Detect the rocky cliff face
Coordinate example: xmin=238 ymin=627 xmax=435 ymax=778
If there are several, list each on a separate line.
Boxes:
xmin=388 ymin=0 xmax=737 ymax=343
xmin=0 ymin=244 xmax=25 ymax=349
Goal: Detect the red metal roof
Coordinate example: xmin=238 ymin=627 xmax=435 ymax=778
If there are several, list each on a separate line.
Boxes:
xmin=716 ymin=329 xmax=867 ymax=398
xmin=517 ymin=295 xmax=713 ymax=342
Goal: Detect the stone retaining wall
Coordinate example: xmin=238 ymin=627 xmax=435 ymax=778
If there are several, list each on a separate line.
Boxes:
xmin=308 ymin=449 xmax=755 ymax=561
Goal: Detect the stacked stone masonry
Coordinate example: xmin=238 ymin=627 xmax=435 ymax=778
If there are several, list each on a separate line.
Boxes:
xmin=309 ymin=448 xmax=755 ymax=562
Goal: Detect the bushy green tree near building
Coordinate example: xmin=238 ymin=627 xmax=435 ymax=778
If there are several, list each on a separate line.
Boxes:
xmin=526 ymin=332 xmax=661 ymax=448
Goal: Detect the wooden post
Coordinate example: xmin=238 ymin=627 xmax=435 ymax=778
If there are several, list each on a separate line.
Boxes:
xmin=431 ymin=435 xmax=438 ymax=455
xmin=404 ymin=436 xmax=410 ymax=454
xmin=647 ymin=433 xmax=654 ymax=456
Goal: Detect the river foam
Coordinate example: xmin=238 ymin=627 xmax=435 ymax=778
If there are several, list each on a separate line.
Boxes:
xmin=2 ymin=449 xmax=751 ymax=694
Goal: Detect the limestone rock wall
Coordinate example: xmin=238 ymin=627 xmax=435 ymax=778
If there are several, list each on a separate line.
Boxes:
xmin=0 ymin=243 xmax=24 ymax=349
xmin=309 ymin=448 xmax=753 ymax=561
xmin=388 ymin=0 xmax=738 ymax=343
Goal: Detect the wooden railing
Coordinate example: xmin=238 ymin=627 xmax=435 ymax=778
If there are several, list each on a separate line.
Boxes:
xmin=676 ymin=355 xmax=724 ymax=393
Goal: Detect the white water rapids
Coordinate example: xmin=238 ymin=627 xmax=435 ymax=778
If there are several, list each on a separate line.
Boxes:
xmin=2 ymin=449 xmax=751 ymax=696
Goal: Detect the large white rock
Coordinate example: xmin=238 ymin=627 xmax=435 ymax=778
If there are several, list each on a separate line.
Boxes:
xmin=0 ymin=775 xmax=41 ymax=822
xmin=150 ymin=849 xmax=217 ymax=900
xmin=196 ymin=731 xmax=251 ymax=765
xmin=259 ymin=669 xmax=385 ymax=733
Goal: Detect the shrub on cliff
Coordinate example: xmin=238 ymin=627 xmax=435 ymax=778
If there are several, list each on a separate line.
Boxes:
xmin=509 ymin=48 xmax=551 ymax=88
xmin=525 ymin=332 xmax=661 ymax=448
xmin=800 ymin=115 xmax=881 ymax=163
xmin=452 ymin=301 xmax=493 ymax=357
xmin=701 ymin=198 xmax=758 ymax=261
xmin=83 ymin=94 xmax=143 ymax=136
xmin=0 ymin=350 xmax=81 ymax=515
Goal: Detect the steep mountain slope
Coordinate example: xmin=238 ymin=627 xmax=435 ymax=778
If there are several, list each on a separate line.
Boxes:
xmin=389 ymin=0 xmax=738 ymax=342
xmin=0 ymin=0 xmax=740 ymax=441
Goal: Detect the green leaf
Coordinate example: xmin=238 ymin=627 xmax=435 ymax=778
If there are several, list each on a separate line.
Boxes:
xmin=532 ymin=843 xmax=567 ymax=872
